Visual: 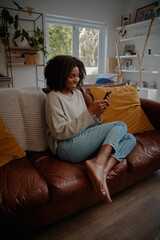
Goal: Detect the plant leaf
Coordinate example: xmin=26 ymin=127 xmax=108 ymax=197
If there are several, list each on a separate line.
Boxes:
xmin=14 ymin=15 xmax=19 ymax=30
xmin=14 ymin=30 xmax=20 ymax=39
xmin=2 ymin=9 xmax=13 ymax=24
xmin=22 ymin=29 xmax=29 ymax=40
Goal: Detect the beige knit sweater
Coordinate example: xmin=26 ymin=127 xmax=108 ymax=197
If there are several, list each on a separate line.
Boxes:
xmin=45 ymin=89 xmax=100 ymax=154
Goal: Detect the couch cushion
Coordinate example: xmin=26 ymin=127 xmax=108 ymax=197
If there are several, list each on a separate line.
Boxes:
xmin=0 ymin=116 xmax=26 ymax=167
xmin=90 ymin=84 xmax=154 ymax=134
xmin=29 ymin=151 xmax=91 ymax=201
xmin=28 ymin=150 xmax=129 ymax=201
xmin=126 ymin=130 xmax=160 ymax=172
xmin=0 ymin=157 xmax=49 ymax=216
xmin=0 ymin=87 xmax=48 ymax=151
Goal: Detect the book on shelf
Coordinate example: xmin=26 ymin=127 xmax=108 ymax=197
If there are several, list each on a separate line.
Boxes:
xmin=0 ymin=76 xmax=12 ymax=81
xmin=9 ymin=57 xmax=25 ymax=62
xmin=8 ymin=62 xmax=25 ymax=66
xmin=9 ymin=57 xmax=25 ymax=63
xmin=7 ymin=52 xmax=22 ymax=58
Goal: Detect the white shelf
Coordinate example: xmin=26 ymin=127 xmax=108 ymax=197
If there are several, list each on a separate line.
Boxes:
xmin=116 ymin=54 xmax=160 ymax=59
xmin=116 ymin=55 xmax=137 ymax=59
xmin=116 ymin=70 xmax=160 ymax=74
xmin=120 ymin=34 xmax=160 ymax=42
xmin=120 ymin=35 xmax=146 ymax=42
xmin=116 ymin=17 xmax=160 ymax=31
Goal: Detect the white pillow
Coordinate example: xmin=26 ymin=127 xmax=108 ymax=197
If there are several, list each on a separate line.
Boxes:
xmin=0 ymin=87 xmax=48 ymax=151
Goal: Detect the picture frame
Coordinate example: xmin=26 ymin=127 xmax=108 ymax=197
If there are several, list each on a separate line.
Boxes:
xmin=121 ymin=14 xmax=131 ymax=26
xmin=135 ymin=2 xmax=158 ymax=23
xmin=124 ymin=59 xmax=132 ymax=68
xmin=123 ymin=44 xmax=134 ymax=56
xmin=154 ymin=6 xmax=160 ymax=17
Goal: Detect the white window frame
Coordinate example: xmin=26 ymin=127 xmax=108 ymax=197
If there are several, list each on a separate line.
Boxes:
xmin=45 ymin=14 xmax=107 ymax=83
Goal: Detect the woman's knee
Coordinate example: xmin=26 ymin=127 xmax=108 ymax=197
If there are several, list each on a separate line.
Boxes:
xmin=123 ymin=133 xmax=136 ymax=148
xmin=128 ymin=133 xmax=137 ymax=145
xmin=114 ymin=121 xmax=127 ymax=132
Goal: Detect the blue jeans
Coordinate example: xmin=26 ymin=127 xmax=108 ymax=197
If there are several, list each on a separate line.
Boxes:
xmin=56 ymin=121 xmax=136 ymax=163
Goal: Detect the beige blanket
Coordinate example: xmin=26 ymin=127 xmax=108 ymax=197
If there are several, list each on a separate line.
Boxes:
xmin=0 ymin=87 xmax=48 ymax=151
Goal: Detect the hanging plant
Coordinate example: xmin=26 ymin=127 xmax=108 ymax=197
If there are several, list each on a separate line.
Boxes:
xmin=0 ymin=8 xmax=13 ymax=46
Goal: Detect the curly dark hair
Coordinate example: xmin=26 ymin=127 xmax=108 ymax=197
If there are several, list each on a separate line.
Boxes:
xmin=44 ymin=55 xmax=86 ymax=91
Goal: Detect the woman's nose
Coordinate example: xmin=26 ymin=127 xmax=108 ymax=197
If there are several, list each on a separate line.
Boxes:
xmin=74 ymin=76 xmax=79 ymax=82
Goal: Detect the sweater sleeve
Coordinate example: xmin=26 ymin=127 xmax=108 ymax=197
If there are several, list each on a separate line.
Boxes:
xmin=90 ymin=114 xmax=102 ymax=127
xmin=46 ymin=92 xmax=94 ymax=140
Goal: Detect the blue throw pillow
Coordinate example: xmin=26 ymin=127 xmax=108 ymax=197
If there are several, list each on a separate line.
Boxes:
xmin=96 ymin=78 xmax=114 ymax=84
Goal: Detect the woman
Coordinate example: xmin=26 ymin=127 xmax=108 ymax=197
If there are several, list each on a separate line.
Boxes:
xmin=44 ymin=55 xmax=136 ymax=203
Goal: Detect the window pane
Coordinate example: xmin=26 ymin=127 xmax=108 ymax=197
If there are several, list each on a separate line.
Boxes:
xmin=79 ymin=28 xmax=99 ymax=75
xmin=48 ymin=24 xmax=72 ymax=58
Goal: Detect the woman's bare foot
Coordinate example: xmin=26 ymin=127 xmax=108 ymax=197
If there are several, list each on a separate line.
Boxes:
xmin=85 ymin=158 xmax=112 ymax=203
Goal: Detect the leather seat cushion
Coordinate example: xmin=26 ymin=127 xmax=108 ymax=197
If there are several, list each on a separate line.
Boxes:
xmin=29 ymin=150 xmax=129 ymax=201
xmin=127 ymin=130 xmax=160 ymax=172
xmin=29 ymin=151 xmax=92 ymax=201
xmin=0 ymin=157 xmax=49 ymax=216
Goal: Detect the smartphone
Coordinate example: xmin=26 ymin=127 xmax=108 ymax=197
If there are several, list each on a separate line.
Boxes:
xmin=103 ymin=91 xmax=112 ymax=99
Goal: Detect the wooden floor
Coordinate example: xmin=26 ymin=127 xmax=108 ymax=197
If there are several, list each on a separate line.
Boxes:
xmin=25 ymin=170 xmax=160 ymax=240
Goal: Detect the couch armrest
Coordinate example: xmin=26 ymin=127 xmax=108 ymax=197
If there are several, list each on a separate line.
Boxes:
xmin=140 ymin=98 xmax=160 ymax=129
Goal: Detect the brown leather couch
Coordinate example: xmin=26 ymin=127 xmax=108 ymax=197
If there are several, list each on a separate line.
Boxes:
xmin=0 ymin=83 xmax=160 ymax=240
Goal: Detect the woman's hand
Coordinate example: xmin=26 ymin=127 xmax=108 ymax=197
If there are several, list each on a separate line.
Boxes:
xmin=88 ymin=96 xmax=111 ymax=117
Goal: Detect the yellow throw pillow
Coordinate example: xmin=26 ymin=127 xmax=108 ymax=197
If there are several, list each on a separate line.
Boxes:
xmin=90 ymin=84 xmax=154 ymax=134
xmin=0 ymin=116 xmax=26 ymax=167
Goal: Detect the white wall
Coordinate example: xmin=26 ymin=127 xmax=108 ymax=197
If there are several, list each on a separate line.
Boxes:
xmin=0 ymin=0 xmax=159 ymax=88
